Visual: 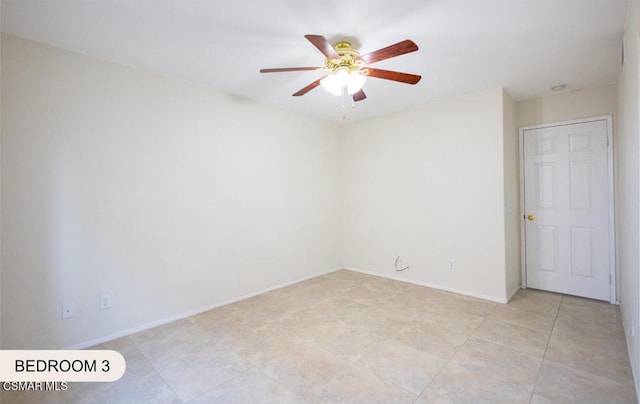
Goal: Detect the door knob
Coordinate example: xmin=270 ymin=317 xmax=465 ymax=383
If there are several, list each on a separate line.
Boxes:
xmin=527 ymin=214 xmax=535 ymax=221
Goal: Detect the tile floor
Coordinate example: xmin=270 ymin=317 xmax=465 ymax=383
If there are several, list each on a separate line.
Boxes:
xmin=2 ymin=270 xmax=637 ymax=403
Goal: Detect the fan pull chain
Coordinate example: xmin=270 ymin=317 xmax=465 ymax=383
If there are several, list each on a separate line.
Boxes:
xmin=338 ymin=88 xmax=357 ymax=120
xmin=342 ymin=88 xmax=347 ymax=120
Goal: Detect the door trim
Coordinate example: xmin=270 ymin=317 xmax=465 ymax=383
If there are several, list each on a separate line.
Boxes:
xmin=519 ymin=115 xmax=616 ymax=303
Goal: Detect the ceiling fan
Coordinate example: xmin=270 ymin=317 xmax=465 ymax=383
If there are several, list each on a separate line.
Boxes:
xmin=260 ymin=35 xmax=421 ymax=102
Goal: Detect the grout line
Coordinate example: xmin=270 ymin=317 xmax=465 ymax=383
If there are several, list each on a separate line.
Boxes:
xmin=128 ymin=337 xmax=185 ymax=402
xmin=527 ymin=294 xmax=563 ymax=403
xmin=415 ymin=301 xmax=496 ymax=401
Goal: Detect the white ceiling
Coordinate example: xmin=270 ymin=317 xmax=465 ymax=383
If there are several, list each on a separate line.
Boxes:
xmin=1 ymin=0 xmax=629 ymax=122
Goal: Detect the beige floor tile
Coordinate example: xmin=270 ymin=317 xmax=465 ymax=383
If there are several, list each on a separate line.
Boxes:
xmin=473 ymin=319 xmax=550 ymax=356
xmin=134 ymin=323 xmax=227 ymax=369
xmin=318 ymin=366 xmax=418 ymax=403
xmin=388 ymin=283 xmax=451 ymax=306
xmin=155 ymin=345 xmax=249 ymax=402
xmin=370 ymin=291 xmax=440 ymax=322
xmin=59 ymin=337 xmax=156 ymax=401
xmin=245 ymin=342 xmax=349 ymax=398
xmin=338 ymin=283 xmax=398 ymax=306
xmin=304 ymin=320 xmax=389 ymax=363
xmin=235 ymin=332 xmax=297 ymax=366
xmin=552 ymin=313 xmax=625 ymax=340
xmin=561 ymin=294 xmax=619 ymax=311
xmin=529 ymin=393 xmax=558 ymax=404
xmin=267 ymin=283 xmax=337 ymax=308
xmin=47 ymin=270 xmax=636 ymax=403
xmin=76 ymin=371 xmax=180 ymax=404
xmin=303 ymin=270 xmax=370 ymax=292
xmin=346 ymin=306 xmax=414 ymax=338
xmin=129 ymin=318 xmax=197 ymax=346
xmin=354 ymin=340 xmax=448 ymax=395
xmin=487 ymin=304 xmax=557 ymax=333
xmin=388 ymin=322 xmax=470 ymax=360
xmin=91 ymin=335 xmax=138 ymax=354
xmin=557 ymin=296 xmax=623 ymax=331
xmin=336 ymin=277 xmax=411 ymax=309
xmin=189 ymin=369 xmax=308 ymax=404
xmin=534 ymin=360 xmax=637 ymax=403
xmin=188 ymin=302 xmax=243 ymax=327
xmin=263 ymin=278 xmax=327 ymax=298
xmin=361 ymin=275 xmax=414 ymax=294
xmin=544 ymin=331 xmax=634 ymax=386
xmin=422 ymin=305 xmax=487 ymax=334
xmin=448 ymin=337 xmax=542 ymax=389
xmin=558 ymin=296 xmax=621 ymax=322
xmin=231 ymin=293 xmax=304 ymax=320
xmin=551 ymin=315 xmax=628 ymax=362
xmin=306 ymin=294 xmax=371 ymax=315
xmin=93 ymin=337 xmax=157 ymax=385
xmin=187 ymin=306 xmax=264 ymax=343
xmin=420 ymin=363 xmax=532 ymax=403
xmin=115 ymin=347 xmax=157 ymax=384
xmin=55 ymin=382 xmax=114 ymax=403
xmin=244 ymin=315 xmax=331 ymax=352
xmin=289 ymin=296 xmax=374 ymax=328
xmin=430 ymin=294 xmax=497 ymax=317
xmin=507 ymin=288 xmax=562 ymax=316
xmin=0 ymin=389 xmax=63 ymax=404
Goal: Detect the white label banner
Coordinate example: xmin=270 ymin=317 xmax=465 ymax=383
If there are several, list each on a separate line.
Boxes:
xmin=0 ymin=350 xmax=126 ymax=382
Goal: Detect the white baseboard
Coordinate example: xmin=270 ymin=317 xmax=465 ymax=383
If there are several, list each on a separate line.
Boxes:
xmin=622 ymin=319 xmax=640 ymax=403
xmin=344 ymin=266 xmax=509 ymax=304
xmin=66 ymin=266 xmax=343 ymax=350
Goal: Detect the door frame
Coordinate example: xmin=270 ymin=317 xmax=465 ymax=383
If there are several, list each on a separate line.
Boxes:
xmin=519 ymin=115 xmax=616 ymax=303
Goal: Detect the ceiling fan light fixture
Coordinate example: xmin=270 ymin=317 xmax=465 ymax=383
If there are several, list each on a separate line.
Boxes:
xmin=260 ymin=35 xmax=420 ymax=102
xmin=347 ymin=71 xmax=367 ymax=95
xmin=321 ymin=69 xmax=349 ymax=96
xmin=321 ymin=68 xmax=367 ymax=96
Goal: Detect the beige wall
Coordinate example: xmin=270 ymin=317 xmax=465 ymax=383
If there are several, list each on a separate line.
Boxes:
xmin=616 ymin=0 xmax=640 ymax=393
xmin=516 ymin=84 xmax=617 ymax=128
xmin=342 ymin=89 xmax=510 ymax=301
xmin=1 ymin=34 xmax=343 ymax=349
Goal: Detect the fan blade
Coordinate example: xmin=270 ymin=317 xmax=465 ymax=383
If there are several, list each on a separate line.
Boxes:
xmin=260 ymin=67 xmax=322 ymax=73
xmin=365 ymin=68 xmax=421 ymax=84
xmin=293 ymin=77 xmax=326 ymax=96
xmin=352 ymin=89 xmax=367 ymax=102
xmin=359 ymin=40 xmax=419 ymax=65
xmin=305 ymin=34 xmax=340 ymax=60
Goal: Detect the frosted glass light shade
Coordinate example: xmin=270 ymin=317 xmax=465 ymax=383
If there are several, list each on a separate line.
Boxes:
xmin=321 ymin=69 xmax=349 ymax=96
xmin=320 ymin=69 xmax=367 ymax=96
xmin=347 ymin=72 xmax=366 ymax=95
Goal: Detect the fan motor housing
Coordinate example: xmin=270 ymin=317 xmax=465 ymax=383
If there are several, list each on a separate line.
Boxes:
xmin=325 ymin=41 xmax=365 ymax=72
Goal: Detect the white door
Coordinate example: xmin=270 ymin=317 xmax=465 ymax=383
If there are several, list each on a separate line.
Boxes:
xmin=522 ymin=118 xmax=613 ymax=301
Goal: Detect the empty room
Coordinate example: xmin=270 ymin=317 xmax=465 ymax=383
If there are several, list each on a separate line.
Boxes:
xmin=1 ymin=0 xmax=640 ymax=403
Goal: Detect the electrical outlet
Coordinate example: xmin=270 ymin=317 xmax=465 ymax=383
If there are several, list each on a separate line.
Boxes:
xmin=62 ymin=303 xmax=75 ymax=319
xmin=100 ymin=294 xmax=112 ymax=310
xmin=448 ymin=259 xmax=455 ymax=270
